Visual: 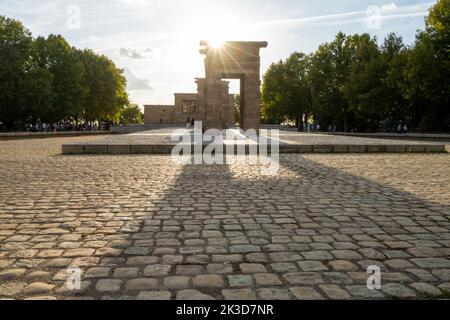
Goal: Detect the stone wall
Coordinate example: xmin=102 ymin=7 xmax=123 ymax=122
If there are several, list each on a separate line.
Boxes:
xmin=144 ymin=80 xmax=236 ymax=126
xmin=144 ymin=105 xmax=174 ymax=124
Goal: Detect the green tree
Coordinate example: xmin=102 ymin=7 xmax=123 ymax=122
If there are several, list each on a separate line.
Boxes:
xmin=309 ymin=32 xmax=359 ymax=131
xmin=33 ymin=35 xmax=88 ymax=123
xmin=380 ymin=33 xmax=409 ymax=130
xmin=233 ymin=94 xmax=240 ymax=125
xmin=344 ymin=34 xmax=385 ymax=131
xmin=404 ymin=0 xmax=450 ymax=131
xmin=284 ymin=52 xmax=312 ymax=130
xmin=261 ymin=53 xmax=312 ymax=129
xmin=261 ymin=61 xmax=287 ymax=124
xmin=120 ymin=104 xmax=143 ymax=125
xmin=79 ymin=49 xmax=129 ymax=124
xmin=0 ymin=16 xmax=33 ymax=129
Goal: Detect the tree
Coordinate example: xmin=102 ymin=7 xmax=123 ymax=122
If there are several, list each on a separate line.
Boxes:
xmin=309 ymin=33 xmax=354 ymax=131
xmin=233 ymin=94 xmax=240 ymax=125
xmin=344 ymin=34 xmax=385 ymax=132
xmin=0 ymin=16 xmax=33 ymax=129
xmin=404 ymin=0 xmax=450 ymax=131
xmin=33 ymin=35 xmax=88 ymax=123
xmin=261 ymin=61 xmax=287 ymax=124
xmin=120 ymin=104 xmax=143 ymax=125
xmin=79 ymin=49 xmax=129 ymax=123
xmin=261 ymin=53 xmax=311 ymax=128
xmin=284 ymin=52 xmax=312 ymax=130
xmin=380 ymin=33 xmax=409 ymax=130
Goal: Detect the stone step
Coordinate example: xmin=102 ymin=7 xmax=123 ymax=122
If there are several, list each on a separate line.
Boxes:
xmin=61 ymin=143 xmax=446 ymax=155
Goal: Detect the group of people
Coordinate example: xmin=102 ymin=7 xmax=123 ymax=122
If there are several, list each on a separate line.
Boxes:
xmin=28 ymin=122 xmax=104 ymax=132
xmin=185 ymin=117 xmax=195 ymax=128
xmin=396 ymin=122 xmax=408 ymax=134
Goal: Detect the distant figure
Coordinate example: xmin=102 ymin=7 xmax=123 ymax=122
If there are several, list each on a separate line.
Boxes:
xmin=191 ymin=118 xmax=195 ymax=127
xmin=328 ymin=125 xmax=332 ymax=132
xmin=186 ymin=117 xmax=191 ymax=128
xmin=397 ymin=122 xmax=402 ymax=134
xmin=316 ymin=124 xmax=320 ymax=132
xmin=403 ymin=124 xmax=408 ymax=134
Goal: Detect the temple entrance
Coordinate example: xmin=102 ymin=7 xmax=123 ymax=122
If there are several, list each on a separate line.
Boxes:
xmin=199 ymin=41 xmax=267 ymax=131
xmin=224 ymin=78 xmax=243 ymax=128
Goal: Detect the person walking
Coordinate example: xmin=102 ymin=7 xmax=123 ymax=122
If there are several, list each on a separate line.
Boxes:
xmin=397 ymin=122 xmax=402 ymax=134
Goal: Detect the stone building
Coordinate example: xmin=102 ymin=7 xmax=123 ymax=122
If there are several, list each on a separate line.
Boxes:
xmin=144 ymin=78 xmax=235 ymax=127
xmin=144 ymin=41 xmax=267 ymax=130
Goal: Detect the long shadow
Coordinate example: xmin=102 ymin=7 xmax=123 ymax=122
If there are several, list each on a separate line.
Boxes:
xmin=57 ymin=154 xmax=450 ymax=300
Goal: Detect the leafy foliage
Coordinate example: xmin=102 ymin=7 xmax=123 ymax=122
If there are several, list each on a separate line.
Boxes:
xmin=261 ymin=0 xmax=450 ymax=132
xmin=0 ymin=16 xmax=130 ymax=130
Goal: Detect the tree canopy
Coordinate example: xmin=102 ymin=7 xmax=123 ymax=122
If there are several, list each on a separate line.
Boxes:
xmin=261 ymin=0 xmax=450 ymax=132
xmin=0 ymin=16 xmax=131 ymax=130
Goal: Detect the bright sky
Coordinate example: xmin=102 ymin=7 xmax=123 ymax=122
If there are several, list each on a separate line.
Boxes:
xmin=2 ymin=0 xmax=435 ymax=106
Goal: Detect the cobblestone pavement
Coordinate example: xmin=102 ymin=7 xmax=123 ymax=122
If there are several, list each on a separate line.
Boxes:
xmin=1 ymin=136 xmax=449 ymax=300
xmin=65 ymin=129 xmax=444 ymax=146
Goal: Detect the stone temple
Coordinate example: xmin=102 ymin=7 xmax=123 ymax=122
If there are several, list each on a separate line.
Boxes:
xmin=144 ymin=41 xmax=268 ymax=130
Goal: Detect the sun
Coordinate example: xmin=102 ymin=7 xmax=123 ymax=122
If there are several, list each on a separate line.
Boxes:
xmin=182 ymin=8 xmax=249 ymax=47
xmin=209 ymin=39 xmax=225 ymax=48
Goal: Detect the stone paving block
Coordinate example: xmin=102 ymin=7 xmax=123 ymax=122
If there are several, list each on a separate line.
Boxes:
xmin=228 ymin=275 xmax=254 ymax=287
xmin=222 ymin=289 xmax=257 ymax=300
xmin=125 ymin=278 xmax=158 ymax=291
xmin=130 ymin=145 xmax=154 ymax=154
xmin=283 ymin=272 xmax=324 ymax=285
xmin=313 ymin=145 xmax=333 ymax=153
xmin=405 ymin=145 xmax=425 ymax=153
xmin=367 ymin=145 xmax=386 ymax=153
xmin=257 ymin=288 xmax=291 ymax=300
xmin=84 ymin=145 xmax=108 ymax=154
xmin=289 ymin=287 xmax=324 ymax=300
xmin=424 ymin=145 xmax=445 ymax=153
xmin=345 ymin=285 xmax=385 ymax=299
xmin=176 ymin=289 xmax=215 ymax=300
xmin=137 ymin=291 xmax=171 ymax=300
xmin=382 ymin=283 xmax=416 ymax=298
xmin=164 ymin=276 xmax=191 ymax=289
xmin=386 ymin=145 xmax=405 ymax=153
xmin=254 ymin=273 xmax=283 ymax=286
xmin=0 ymin=269 xmax=26 ymax=280
xmin=239 ymin=263 xmax=267 ymax=273
xmin=348 ymin=145 xmax=367 ymax=153
xmin=152 ymin=145 xmax=173 ymax=154
xmin=411 ymin=258 xmax=450 ymax=269
xmin=319 ymin=284 xmax=351 ymax=300
xmin=297 ymin=261 xmax=328 ymax=271
xmin=62 ymin=145 xmax=84 ymax=154
xmin=193 ymin=274 xmax=224 ymax=288
xmin=95 ymin=279 xmax=123 ymax=292
xmin=297 ymin=145 xmax=313 ymax=153
xmin=144 ymin=264 xmax=172 ymax=276
xmin=107 ymin=145 xmax=131 ymax=154
xmin=410 ymin=282 xmax=441 ymax=296
xmin=332 ymin=145 xmax=349 ymax=153
xmin=22 ymin=282 xmax=55 ymax=295
xmin=84 ymin=267 xmax=111 ymax=279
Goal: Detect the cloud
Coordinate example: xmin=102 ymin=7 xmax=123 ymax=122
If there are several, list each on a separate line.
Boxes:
xmin=251 ymin=2 xmax=434 ymax=29
xmin=118 ymin=0 xmax=152 ymax=6
xmin=123 ymin=67 xmax=153 ymax=91
xmin=119 ymin=47 xmax=154 ymax=59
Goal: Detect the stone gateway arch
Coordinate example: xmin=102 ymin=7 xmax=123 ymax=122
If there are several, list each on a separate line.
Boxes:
xmin=144 ymin=41 xmax=267 ymax=131
xmin=199 ymin=41 xmax=268 ymax=131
